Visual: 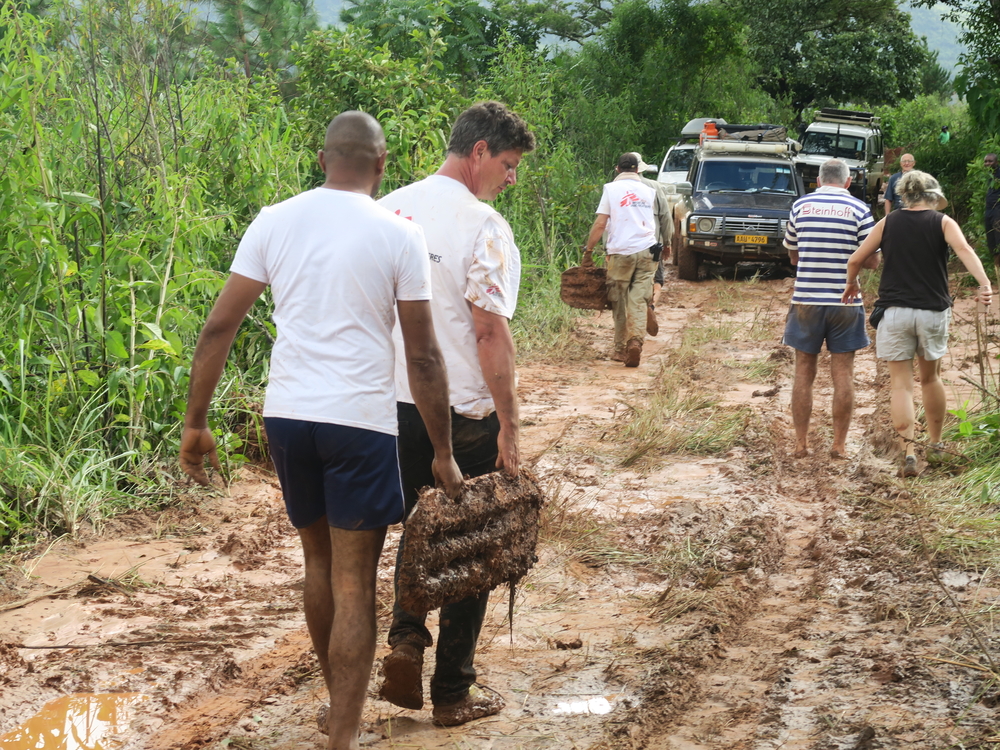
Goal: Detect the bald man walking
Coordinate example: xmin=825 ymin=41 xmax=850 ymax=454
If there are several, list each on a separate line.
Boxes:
xmin=180 ymin=111 xmax=462 ymax=749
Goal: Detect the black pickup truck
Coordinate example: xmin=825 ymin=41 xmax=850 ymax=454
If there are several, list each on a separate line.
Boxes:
xmin=673 ymin=127 xmax=804 ymax=281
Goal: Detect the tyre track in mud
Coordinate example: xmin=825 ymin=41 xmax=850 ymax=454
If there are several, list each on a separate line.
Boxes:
xmin=614 ymin=276 xmax=1000 ymax=750
xmin=3 ymin=272 xmax=999 ymax=749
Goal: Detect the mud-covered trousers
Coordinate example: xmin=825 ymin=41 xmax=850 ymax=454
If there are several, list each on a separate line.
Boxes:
xmin=388 ymin=401 xmax=501 ymax=706
xmin=606 ymin=251 xmax=657 ymax=353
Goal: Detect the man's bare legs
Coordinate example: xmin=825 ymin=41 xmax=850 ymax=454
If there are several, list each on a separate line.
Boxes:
xmin=298 ymin=519 xmax=387 ymax=750
xmin=829 ymin=351 xmax=856 ymax=457
xmin=917 ymin=356 xmax=946 ymax=445
xmin=887 ymin=359 xmax=916 ymax=458
xmin=791 ymin=350 xmax=818 ymax=456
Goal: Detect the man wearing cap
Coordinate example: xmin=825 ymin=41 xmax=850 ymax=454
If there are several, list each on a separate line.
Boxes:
xmin=582 ymin=152 xmax=659 ymax=367
xmin=627 ymin=152 xmax=674 ymax=337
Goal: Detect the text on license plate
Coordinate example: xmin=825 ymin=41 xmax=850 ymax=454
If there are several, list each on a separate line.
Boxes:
xmin=735 ymin=234 xmax=767 ymax=244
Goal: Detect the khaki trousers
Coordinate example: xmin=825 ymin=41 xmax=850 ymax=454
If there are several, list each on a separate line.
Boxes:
xmin=606 ymin=251 xmax=656 ymax=353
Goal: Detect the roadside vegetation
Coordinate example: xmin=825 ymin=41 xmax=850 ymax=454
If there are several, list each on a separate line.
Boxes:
xmin=2 ymin=0 xmax=1000 ymax=548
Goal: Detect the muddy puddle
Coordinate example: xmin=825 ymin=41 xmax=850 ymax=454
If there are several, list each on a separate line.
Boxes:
xmin=3 ymin=269 xmax=1000 ymax=749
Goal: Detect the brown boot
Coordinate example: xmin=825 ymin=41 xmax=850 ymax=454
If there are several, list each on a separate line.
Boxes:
xmin=432 ymin=684 xmax=505 ymax=726
xmin=625 ymin=338 xmax=642 ymax=367
xmin=379 ymin=643 xmax=424 ymax=710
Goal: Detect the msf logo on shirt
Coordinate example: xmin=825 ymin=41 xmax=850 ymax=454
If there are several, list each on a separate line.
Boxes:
xmin=619 ymin=191 xmax=651 ymax=208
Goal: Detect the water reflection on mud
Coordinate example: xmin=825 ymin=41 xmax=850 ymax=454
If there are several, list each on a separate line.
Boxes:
xmin=0 ymin=693 xmax=147 ymax=750
xmin=552 ymin=695 xmax=616 ymax=715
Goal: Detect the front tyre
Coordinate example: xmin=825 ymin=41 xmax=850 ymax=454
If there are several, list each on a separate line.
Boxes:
xmin=677 ymin=242 xmax=700 ymax=281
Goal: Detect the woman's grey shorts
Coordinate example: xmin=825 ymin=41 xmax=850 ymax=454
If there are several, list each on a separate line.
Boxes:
xmin=876 ymin=307 xmax=951 ymax=361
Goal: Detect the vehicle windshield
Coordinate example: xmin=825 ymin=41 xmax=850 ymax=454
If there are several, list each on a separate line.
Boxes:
xmin=696 ymin=161 xmax=796 ymax=194
xmin=664 ymin=147 xmax=694 ymax=172
xmin=801 ymin=132 xmax=866 ymax=160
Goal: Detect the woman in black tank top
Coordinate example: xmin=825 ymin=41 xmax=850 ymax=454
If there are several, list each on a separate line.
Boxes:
xmin=841 ymin=171 xmax=992 ymax=477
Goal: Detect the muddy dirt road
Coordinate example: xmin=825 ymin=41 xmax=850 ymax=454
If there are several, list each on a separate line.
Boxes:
xmin=2 ymin=269 xmax=999 ymax=749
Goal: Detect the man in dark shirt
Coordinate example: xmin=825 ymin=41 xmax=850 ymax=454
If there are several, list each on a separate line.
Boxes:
xmin=984 ymin=154 xmax=1000 ymax=279
xmin=882 ymin=153 xmax=914 ymax=215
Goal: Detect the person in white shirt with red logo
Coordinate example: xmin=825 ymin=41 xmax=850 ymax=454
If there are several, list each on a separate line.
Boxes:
xmin=582 ymin=152 xmax=659 ymax=367
xmin=377 ymin=101 xmax=535 ymax=727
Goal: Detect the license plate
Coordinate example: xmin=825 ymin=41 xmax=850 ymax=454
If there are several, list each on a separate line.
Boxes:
xmin=809 ymin=182 xmax=817 ymax=188
xmin=735 ymin=234 xmax=768 ymax=244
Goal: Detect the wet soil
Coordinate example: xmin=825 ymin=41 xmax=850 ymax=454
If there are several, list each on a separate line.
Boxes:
xmin=2 ymin=269 xmax=1000 ymax=750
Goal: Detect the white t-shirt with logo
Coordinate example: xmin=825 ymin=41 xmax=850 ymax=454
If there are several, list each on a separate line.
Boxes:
xmin=597 ymin=174 xmax=657 ymax=255
xmin=379 ymin=175 xmax=520 ymax=418
xmin=230 ymin=187 xmax=432 ymax=435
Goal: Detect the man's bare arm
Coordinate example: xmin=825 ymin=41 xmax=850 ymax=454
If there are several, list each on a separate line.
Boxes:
xmin=582 ymin=214 xmax=610 ymax=265
xmin=181 ymin=273 xmax=268 ymax=485
xmin=397 ymin=300 xmax=463 ymax=498
xmin=470 ymin=304 xmax=519 ymax=476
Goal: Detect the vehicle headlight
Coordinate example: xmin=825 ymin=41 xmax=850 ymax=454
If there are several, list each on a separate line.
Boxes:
xmin=697 ymin=217 xmax=716 ymax=233
xmin=780 ymin=219 xmax=788 ymax=234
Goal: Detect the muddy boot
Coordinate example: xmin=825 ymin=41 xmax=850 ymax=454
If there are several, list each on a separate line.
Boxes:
xmin=610 ymin=349 xmax=626 ymax=362
xmin=625 ymin=338 xmax=642 ymax=367
xmin=900 ymin=455 xmax=919 ymax=478
xmin=379 ymin=643 xmax=424 ymax=710
xmin=646 ymin=304 xmax=659 ymax=337
xmin=925 ymin=442 xmax=949 ymax=465
xmin=432 ymin=684 xmax=505 ymax=726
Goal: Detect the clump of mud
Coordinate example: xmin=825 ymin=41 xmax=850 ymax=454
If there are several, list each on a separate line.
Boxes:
xmin=397 ymin=469 xmax=544 ymax=615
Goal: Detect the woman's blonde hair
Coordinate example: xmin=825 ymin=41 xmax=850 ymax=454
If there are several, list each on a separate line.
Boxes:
xmin=897 ymin=170 xmax=948 ymax=210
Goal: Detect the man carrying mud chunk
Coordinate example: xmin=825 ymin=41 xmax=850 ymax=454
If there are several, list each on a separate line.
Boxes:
xmin=783 ymin=158 xmax=879 ymax=460
xmin=178 ymin=111 xmax=462 ymax=750
xmin=582 ymin=152 xmax=659 ymax=367
xmin=377 ymin=101 xmax=535 ymax=727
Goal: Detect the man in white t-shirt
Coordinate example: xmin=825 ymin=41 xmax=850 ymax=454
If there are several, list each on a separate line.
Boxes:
xmin=377 ymin=101 xmax=535 ymax=727
xmin=582 ymin=152 xmax=658 ymax=366
xmin=179 ymin=111 xmax=462 ymax=748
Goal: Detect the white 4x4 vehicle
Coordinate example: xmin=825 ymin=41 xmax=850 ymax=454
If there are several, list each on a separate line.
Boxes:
xmin=793 ymin=109 xmax=883 ymax=207
xmin=657 ymin=117 xmax=726 ymax=186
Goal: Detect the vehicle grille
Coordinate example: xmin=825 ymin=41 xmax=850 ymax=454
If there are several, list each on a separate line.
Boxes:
xmin=724 ymin=218 xmax=780 ymax=234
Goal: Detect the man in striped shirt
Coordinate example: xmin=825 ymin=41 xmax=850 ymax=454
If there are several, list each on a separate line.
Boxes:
xmin=783 ymin=159 xmax=879 ymax=459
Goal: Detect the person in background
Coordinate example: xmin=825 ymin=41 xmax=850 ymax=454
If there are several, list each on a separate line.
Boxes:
xmin=783 ymin=158 xmax=878 ymax=460
xmin=938 ymin=125 xmax=950 ymax=145
xmin=583 ymin=152 xmax=659 ymax=366
xmin=626 ymin=152 xmax=674 ymax=337
xmin=984 ymin=153 xmax=1000 ymax=281
xmin=843 ymin=170 xmax=992 ymax=478
xmin=377 ymin=101 xmax=535 ymax=727
xmin=179 ymin=111 xmax=462 ymax=748
xmin=883 ymin=153 xmax=915 ymax=215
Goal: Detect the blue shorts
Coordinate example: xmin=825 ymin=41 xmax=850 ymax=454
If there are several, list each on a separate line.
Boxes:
xmin=264 ymin=417 xmax=404 ymax=530
xmin=783 ymin=304 xmax=869 ymax=354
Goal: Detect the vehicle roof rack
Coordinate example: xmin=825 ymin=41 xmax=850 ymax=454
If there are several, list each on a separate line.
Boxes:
xmin=813 ymin=108 xmax=881 ymax=126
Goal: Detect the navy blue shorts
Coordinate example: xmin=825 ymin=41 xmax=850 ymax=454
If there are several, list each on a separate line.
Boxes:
xmin=264 ymin=418 xmax=405 ymax=530
xmin=782 ymin=304 xmax=869 ymax=354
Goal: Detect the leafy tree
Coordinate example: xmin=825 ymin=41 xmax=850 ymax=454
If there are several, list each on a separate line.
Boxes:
xmin=205 ymin=0 xmax=318 ymax=77
xmin=918 ymin=46 xmax=953 ymax=98
xmin=731 ymin=0 xmax=931 ymax=118
xmin=489 ymin=0 xmax=624 ymax=43
xmin=291 ymin=27 xmax=468 ymax=189
xmin=913 ymin=0 xmax=1000 ymax=131
xmin=340 ymin=0 xmax=539 ymax=79
xmin=565 ymin=0 xmax=788 ymax=157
